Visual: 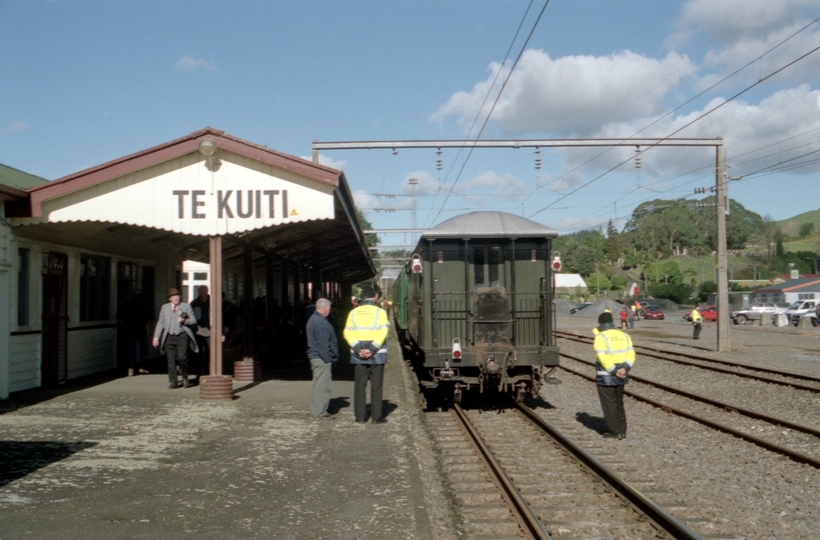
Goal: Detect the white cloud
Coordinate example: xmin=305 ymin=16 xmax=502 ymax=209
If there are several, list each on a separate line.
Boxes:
xmin=8 ymin=121 xmax=30 ymax=132
xmin=299 ymin=153 xmax=347 ymax=170
xmin=677 ymin=0 xmax=818 ymax=42
xmin=431 ymin=49 xmax=696 ymax=137
xmin=176 ymin=56 xmax=216 ymax=73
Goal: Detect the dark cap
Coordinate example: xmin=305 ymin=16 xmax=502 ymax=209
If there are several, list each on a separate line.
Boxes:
xmin=359 ymin=283 xmax=378 ymax=299
xmin=598 ymin=312 xmax=614 ymax=325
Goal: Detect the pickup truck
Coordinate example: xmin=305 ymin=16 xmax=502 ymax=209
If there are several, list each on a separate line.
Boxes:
xmin=730 ymin=302 xmax=790 ymax=324
xmin=784 ymin=300 xmax=818 ymax=326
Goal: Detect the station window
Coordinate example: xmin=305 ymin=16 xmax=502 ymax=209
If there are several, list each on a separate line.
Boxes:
xmin=193 ymin=272 xmax=208 ymax=281
xmin=473 ymin=245 xmax=504 ymax=289
xmin=80 ymin=254 xmax=111 ymax=321
xmin=17 ymin=248 xmax=29 ymax=326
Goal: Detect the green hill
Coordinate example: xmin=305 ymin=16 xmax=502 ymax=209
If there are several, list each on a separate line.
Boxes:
xmin=776 ymin=209 xmax=820 ymax=238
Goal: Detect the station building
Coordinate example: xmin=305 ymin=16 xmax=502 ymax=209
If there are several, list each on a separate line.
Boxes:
xmin=0 ymin=128 xmax=375 ymax=398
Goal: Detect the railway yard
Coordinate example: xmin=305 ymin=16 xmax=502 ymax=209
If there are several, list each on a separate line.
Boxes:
xmin=0 ymin=314 xmax=817 ymax=539
xmin=415 ymin=315 xmax=820 ymax=539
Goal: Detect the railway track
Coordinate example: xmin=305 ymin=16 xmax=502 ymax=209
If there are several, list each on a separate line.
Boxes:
xmin=427 ymin=403 xmax=700 ymax=539
xmin=557 ymin=350 xmax=820 ymax=468
xmin=555 ymin=330 xmax=820 ymax=393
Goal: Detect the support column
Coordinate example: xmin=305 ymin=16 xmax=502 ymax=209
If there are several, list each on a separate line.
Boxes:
xmin=200 ymin=236 xmax=232 ymax=400
xmin=235 ymin=244 xmax=261 ymax=382
xmin=715 ymin=140 xmax=731 ymax=352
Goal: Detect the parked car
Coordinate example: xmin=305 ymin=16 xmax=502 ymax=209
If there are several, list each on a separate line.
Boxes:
xmin=683 ymin=305 xmax=720 ymax=322
xmin=570 ymin=302 xmax=593 ymax=314
xmin=784 ymin=300 xmax=818 ymax=326
xmin=643 ymin=305 xmax=664 ymax=320
xmin=730 ymin=302 xmax=791 ymax=325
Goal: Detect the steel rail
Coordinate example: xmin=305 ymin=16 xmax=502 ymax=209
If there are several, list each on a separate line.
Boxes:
xmin=555 ymin=331 xmax=820 ymax=392
xmin=515 ymin=402 xmax=701 ymax=540
xmin=451 ymin=404 xmax=550 ymax=540
xmin=556 ymin=330 xmax=820 ymax=383
xmin=558 ymin=358 xmax=820 ymax=469
xmin=560 ymin=352 xmax=820 ymax=438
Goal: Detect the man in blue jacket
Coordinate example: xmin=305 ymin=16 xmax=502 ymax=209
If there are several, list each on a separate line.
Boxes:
xmin=306 ymin=298 xmax=338 ymax=418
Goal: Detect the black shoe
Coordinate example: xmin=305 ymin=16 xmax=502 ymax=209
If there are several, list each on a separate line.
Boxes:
xmin=183 ymin=378 xmax=191 ymax=389
xmin=168 ymin=383 xmax=179 ymax=389
xmin=355 ymin=420 xmax=367 ymax=424
xmin=602 ymin=432 xmax=619 ymax=439
xmin=372 ymin=419 xmax=388 ymax=424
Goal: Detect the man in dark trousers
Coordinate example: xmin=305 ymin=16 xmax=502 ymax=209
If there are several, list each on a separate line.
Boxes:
xmin=306 ymin=298 xmax=338 ymax=418
xmin=153 ymin=288 xmax=198 ymax=389
xmin=190 ymin=285 xmax=211 ymax=380
xmin=691 ymin=303 xmax=703 ymax=340
xmin=344 ymin=283 xmax=390 ymax=424
xmin=593 ymin=312 xmax=635 ymax=439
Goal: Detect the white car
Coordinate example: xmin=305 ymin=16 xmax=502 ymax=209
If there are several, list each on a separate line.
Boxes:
xmin=730 ymin=302 xmax=790 ymax=324
xmin=784 ymin=300 xmax=818 ymax=326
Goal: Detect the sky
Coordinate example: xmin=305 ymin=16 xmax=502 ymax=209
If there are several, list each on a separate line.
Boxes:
xmin=3 ymin=0 xmax=820 ymax=250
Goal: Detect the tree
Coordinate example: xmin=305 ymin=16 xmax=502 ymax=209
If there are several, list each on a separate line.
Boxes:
xmin=798 ymin=222 xmax=815 ymax=239
xmin=604 ymin=219 xmax=620 ymax=263
xmin=585 ymin=272 xmax=611 ymax=295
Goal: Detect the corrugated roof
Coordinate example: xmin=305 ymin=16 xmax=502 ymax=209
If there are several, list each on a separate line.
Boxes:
xmin=421 ymin=211 xmax=558 ymax=239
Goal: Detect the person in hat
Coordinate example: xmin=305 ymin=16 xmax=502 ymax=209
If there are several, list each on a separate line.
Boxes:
xmin=593 ymin=311 xmax=635 ymax=440
xmin=153 ymin=288 xmax=198 ymax=389
xmin=344 ymin=282 xmax=390 ymax=424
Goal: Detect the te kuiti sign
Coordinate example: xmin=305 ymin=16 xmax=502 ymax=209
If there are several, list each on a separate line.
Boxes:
xmin=36 ymin=153 xmax=336 ymax=236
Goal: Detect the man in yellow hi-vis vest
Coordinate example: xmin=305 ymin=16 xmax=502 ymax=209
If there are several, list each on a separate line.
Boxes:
xmin=691 ymin=303 xmax=703 ymax=340
xmin=344 ymin=283 xmax=390 ymax=424
xmin=594 ymin=312 xmax=635 ymax=440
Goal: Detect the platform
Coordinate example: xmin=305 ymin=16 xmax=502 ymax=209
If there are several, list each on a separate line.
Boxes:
xmin=0 ymin=335 xmax=435 ymax=539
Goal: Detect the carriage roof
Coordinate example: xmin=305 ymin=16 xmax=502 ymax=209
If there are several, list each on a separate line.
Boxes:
xmin=420 ymin=211 xmax=558 ymax=240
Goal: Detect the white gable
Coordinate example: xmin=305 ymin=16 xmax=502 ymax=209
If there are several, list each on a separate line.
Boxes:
xmin=32 ymin=151 xmax=335 ymax=236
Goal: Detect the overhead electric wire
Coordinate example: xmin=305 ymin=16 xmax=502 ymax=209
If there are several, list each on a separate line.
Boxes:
xmin=426 ymin=0 xmax=552 ymax=227
xmin=421 ymin=0 xmax=537 ymax=228
xmin=528 ymin=37 xmax=820 ymax=221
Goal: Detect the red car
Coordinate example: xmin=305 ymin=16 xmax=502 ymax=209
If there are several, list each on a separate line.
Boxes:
xmin=643 ymin=305 xmax=665 ymax=320
xmin=683 ymin=305 xmax=719 ymax=322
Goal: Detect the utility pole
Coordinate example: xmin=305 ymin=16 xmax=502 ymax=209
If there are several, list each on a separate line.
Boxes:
xmin=715 ymin=140 xmax=730 ymax=352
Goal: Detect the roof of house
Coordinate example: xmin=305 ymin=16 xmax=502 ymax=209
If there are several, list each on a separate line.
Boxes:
xmin=755 ymin=277 xmax=820 ymax=293
xmin=555 ymin=274 xmax=587 ymax=288
xmin=0 ymin=163 xmax=48 ymax=201
xmin=421 ymin=211 xmax=558 ymax=240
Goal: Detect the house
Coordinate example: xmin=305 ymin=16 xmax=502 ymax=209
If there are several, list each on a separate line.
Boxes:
xmin=754 ymin=277 xmax=820 ymax=305
xmin=555 ymin=273 xmax=588 ymax=296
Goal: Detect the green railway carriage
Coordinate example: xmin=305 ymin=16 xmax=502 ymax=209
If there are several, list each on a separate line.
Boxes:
xmin=393 ymin=211 xmax=560 ymax=403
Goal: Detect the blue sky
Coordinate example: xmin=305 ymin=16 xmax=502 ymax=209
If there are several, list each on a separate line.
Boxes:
xmin=3 ymin=0 xmax=820 ymax=247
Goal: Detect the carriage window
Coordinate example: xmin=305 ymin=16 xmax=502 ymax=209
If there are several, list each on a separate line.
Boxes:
xmin=473 ymin=245 xmax=504 ymax=288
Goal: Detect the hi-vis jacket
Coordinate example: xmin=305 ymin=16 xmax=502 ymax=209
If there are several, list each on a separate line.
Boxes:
xmin=691 ymin=308 xmax=703 ymax=323
xmin=344 ymin=300 xmax=389 ymax=365
xmin=593 ymin=323 xmax=635 ymax=386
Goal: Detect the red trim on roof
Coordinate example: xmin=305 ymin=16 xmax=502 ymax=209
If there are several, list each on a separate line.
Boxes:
xmin=0 ymin=183 xmax=28 ymax=201
xmin=23 ymin=127 xmax=340 ymax=217
xmin=782 ymin=278 xmax=820 ymax=292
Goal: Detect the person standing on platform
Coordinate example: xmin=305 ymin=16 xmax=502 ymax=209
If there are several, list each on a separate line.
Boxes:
xmin=117 ymin=291 xmax=152 ymax=377
xmin=619 ymin=308 xmax=628 ymax=329
xmin=593 ymin=312 xmax=635 ymax=440
xmin=344 ymin=283 xmax=390 ymax=424
xmin=628 ymin=303 xmax=636 ymax=329
xmin=190 ymin=285 xmax=212 ymax=381
xmin=691 ymin=303 xmax=703 ymax=340
xmin=306 ymin=298 xmax=338 ymax=419
xmin=153 ymin=288 xmax=198 ymax=389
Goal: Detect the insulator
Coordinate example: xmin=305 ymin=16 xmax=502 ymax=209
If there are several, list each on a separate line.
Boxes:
xmin=436 ymin=148 xmax=443 ymax=171
xmin=534 ymin=147 xmax=541 ymax=170
xmin=635 ymin=146 xmax=642 ymax=169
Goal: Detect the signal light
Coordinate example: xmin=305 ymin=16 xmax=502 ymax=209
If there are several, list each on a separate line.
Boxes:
xmin=411 ymin=254 xmax=422 ymax=274
xmin=452 ymin=338 xmax=462 ymax=360
xmin=551 ymin=252 xmax=562 ymax=272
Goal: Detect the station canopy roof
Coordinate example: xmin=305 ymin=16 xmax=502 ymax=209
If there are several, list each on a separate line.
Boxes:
xmin=6 ymin=127 xmax=375 ymax=284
